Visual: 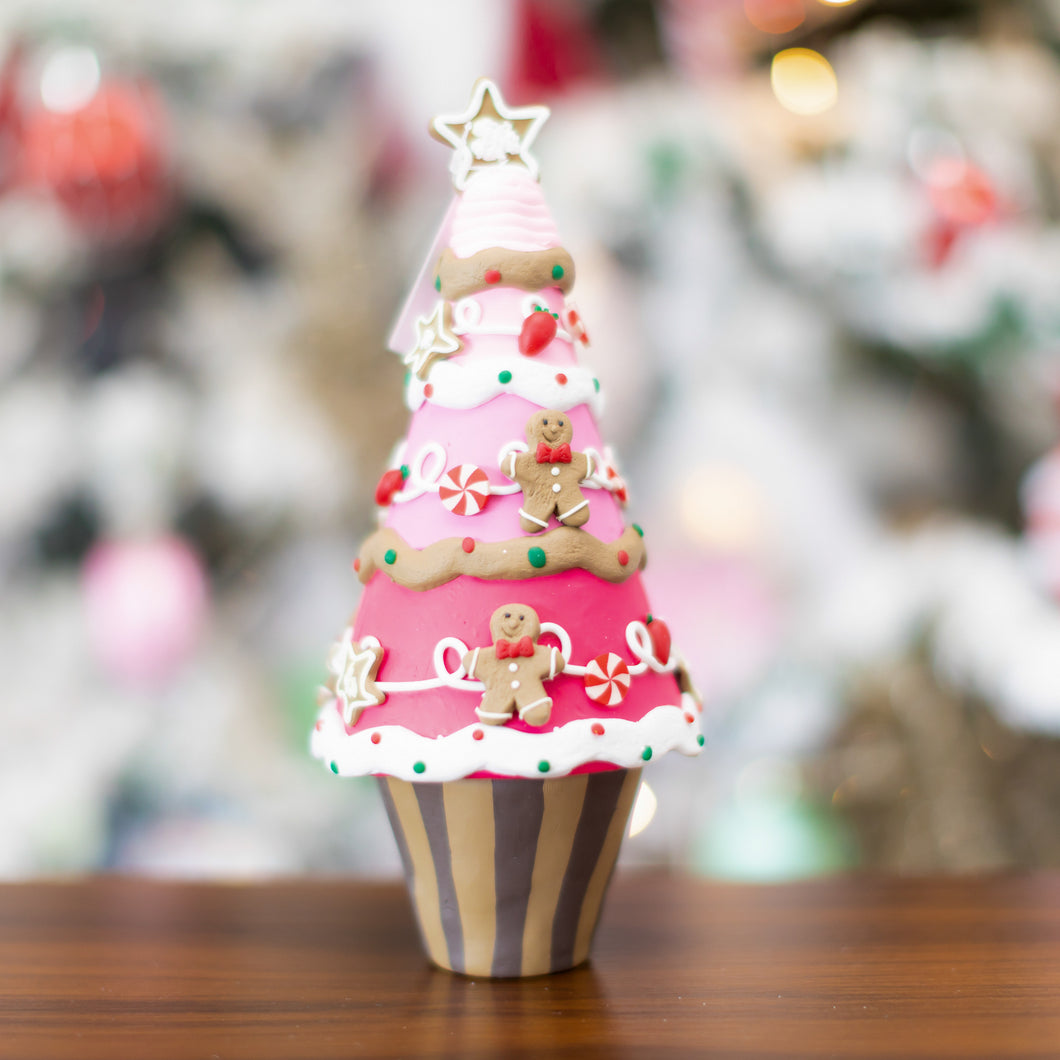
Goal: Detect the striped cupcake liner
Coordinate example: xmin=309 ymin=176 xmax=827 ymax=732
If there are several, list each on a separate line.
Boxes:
xmin=378 ymin=768 xmax=641 ymax=978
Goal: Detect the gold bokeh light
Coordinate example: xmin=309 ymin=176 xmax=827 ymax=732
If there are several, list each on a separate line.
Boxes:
xmin=770 ymin=47 xmax=839 ymax=115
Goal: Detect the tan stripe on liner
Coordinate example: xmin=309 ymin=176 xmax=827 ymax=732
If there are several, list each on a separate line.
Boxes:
xmin=520 ymin=774 xmax=588 ymax=977
xmin=442 ymin=780 xmax=498 ymax=977
xmin=571 ymin=768 xmax=641 ymax=966
xmin=386 ymin=777 xmax=448 ymax=967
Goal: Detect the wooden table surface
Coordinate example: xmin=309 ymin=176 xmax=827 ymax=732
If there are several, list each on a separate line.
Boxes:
xmin=1 ymin=872 xmax=1058 ymax=1059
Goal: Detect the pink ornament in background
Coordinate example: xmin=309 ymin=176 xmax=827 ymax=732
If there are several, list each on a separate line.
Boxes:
xmin=82 ymin=535 xmax=208 ymax=687
xmin=645 ymin=551 xmax=780 ymax=704
xmin=1023 ymin=443 xmax=1060 ymax=600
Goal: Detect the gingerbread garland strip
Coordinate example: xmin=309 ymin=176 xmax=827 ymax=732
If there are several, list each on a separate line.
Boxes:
xmin=435 ymin=246 xmax=575 ymax=302
xmin=356 ymin=524 xmax=647 ymax=590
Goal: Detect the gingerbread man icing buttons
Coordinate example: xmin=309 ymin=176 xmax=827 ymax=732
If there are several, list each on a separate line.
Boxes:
xmin=462 ymin=604 xmax=564 ymax=727
xmin=504 ymin=410 xmax=592 ymax=534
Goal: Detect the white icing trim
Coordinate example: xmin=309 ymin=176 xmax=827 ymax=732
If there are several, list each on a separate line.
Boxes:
xmin=451 ymin=294 xmax=574 ymax=344
xmin=311 ymin=697 xmax=704 ymax=781
xmin=331 ymin=619 xmax=677 ymax=699
xmin=378 ymin=440 xmax=626 ymax=517
xmin=407 ymin=357 xmax=604 ymax=415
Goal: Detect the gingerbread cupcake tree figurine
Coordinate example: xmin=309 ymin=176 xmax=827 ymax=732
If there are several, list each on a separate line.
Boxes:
xmin=312 ymin=79 xmax=702 ymax=979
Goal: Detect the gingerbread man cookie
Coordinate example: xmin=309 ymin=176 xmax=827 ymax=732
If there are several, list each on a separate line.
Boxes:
xmin=503 ymin=410 xmax=592 ymax=534
xmin=462 ymin=604 xmax=564 ymax=727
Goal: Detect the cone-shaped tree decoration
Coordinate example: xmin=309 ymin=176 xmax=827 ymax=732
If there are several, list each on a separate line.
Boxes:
xmin=312 ymin=79 xmax=703 ymax=977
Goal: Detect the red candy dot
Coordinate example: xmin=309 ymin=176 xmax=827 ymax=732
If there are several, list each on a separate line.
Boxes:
xmin=617 ymin=550 xmax=629 ymax=566
xmin=353 ymin=557 xmax=361 ymax=572
xmin=472 ymin=729 xmax=484 ymax=741
xmin=462 ymin=537 xmax=476 ymax=553
xmin=484 ymin=268 xmax=501 ymax=284
xmin=315 ymin=720 xmax=324 ymax=731
xmin=555 ymin=373 xmax=568 ymax=385
xmin=371 ymin=732 xmax=382 ymax=744
xmin=697 ymin=702 xmax=704 ymax=714
xmin=684 ymin=712 xmax=695 ymax=724
xmin=424 ymin=383 xmax=434 ymax=397
xmin=591 ymin=722 xmax=605 ymax=736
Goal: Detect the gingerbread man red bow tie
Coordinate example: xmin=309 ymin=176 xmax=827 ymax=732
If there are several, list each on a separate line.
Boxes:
xmin=535 ymin=442 xmax=571 ymax=464
xmin=496 ymin=636 xmax=534 ymax=658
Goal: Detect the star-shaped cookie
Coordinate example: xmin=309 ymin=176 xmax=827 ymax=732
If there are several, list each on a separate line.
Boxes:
xmin=430 ymin=77 xmax=550 ymax=190
xmin=326 ymin=630 xmax=386 ymax=725
xmin=404 ymin=300 xmax=462 ymax=380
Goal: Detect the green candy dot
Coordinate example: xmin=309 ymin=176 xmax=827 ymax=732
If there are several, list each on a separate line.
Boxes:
xmin=413 ymin=761 xmax=426 ymax=775
xmin=499 ymin=369 xmax=513 ymax=384
xmin=641 ymin=746 xmax=653 ymax=761
xmin=593 ymin=378 xmax=601 ymax=393
xmin=330 ymin=761 xmax=339 ymax=774
xmin=528 ymin=546 xmax=547 ymax=569
xmin=434 ymin=275 xmax=441 ymax=291
xmin=384 ymin=549 xmax=397 ymax=565
xmin=697 ymin=734 xmax=705 ymax=747
xmin=537 ymin=760 xmax=550 ymax=773
xmin=551 ymin=264 xmax=564 ymax=280
xmin=399 ymin=464 xmax=410 ymax=479
xmin=633 ymin=523 xmax=644 ymax=537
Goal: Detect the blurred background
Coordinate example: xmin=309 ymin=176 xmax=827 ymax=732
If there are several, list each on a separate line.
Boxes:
xmin=2 ymin=0 xmax=1060 ymax=881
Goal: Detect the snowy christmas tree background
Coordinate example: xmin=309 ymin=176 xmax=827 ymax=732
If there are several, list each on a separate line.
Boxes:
xmin=2 ymin=0 xmax=1059 ymax=879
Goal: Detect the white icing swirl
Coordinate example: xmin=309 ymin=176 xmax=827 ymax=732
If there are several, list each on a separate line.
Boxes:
xmin=407 ymin=356 xmax=604 ymax=414
xmin=311 ymin=698 xmax=703 ymax=782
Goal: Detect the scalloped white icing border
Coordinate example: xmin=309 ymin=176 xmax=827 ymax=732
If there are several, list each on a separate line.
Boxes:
xmin=406 ymin=356 xmax=604 ymax=415
xmin=310 ymin=696 xmax=703 ymax=782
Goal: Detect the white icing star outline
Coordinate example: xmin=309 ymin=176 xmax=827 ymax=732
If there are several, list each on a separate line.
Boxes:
xmin=326 ymin=631 xmax=386 ymax=724
xmin=404 ymin=300 xmax=463 ymax=380
xmin=430 ymin=78 xmax=550 ymax=190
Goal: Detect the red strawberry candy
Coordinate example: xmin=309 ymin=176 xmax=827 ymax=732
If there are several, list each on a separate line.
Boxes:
xmin=375 ymin=468 xmax=406 ymax=506
xmin=645 ymin=614 xmax=672 ymax=665
xmin=518 ymin=308 xmax=558 ymax=356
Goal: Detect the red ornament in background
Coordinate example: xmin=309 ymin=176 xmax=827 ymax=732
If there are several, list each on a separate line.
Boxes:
xmin=518 ymin=308 xmax=558 ymax=356
xmin=507 ymin=0 xmax=606 ymax=103
xmin=921 ymin=159 xmax=1000 ymax=269
xmin=0 ymin=45 xmax=24 ymax=193
xmin=19 ymin=76 xmax=173 ymax=243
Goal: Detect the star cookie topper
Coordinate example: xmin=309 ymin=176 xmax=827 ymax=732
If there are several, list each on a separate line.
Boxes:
xmin=326 ymin=630 xmax=386 ymax=725
xmin=404 ymin=300 xmax=463 ymax=380
xmin=430 ymin=78 xmax=550 ymax=191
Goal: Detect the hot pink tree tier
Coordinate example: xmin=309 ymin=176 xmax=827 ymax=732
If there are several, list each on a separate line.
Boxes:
xmin=312 ymin=79 xmax=703 ymax=782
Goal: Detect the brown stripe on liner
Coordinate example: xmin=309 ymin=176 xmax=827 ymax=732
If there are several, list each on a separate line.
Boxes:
xmin=414 ymin=782 xmax=465 ymax=973
xmin=377 ymin=777 xmax=415 ymax=882
xmin=549 ymin=769 xmax=629 ymax=972
xmin=442 ymin=780 xmax=498 ymax=977
xmin=489 ymin=779 xmax=546 ymax=977
xmin=520 ymin=774 xmax=588 ymax=977
xmin=383 ymin=778 xmax=449 ymax=968
xmin=571 ymin=768 xmax=641 ymax=967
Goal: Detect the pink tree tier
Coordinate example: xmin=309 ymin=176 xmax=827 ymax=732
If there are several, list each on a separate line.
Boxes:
xmin=312 ymin=79 xmax=703 ymax=784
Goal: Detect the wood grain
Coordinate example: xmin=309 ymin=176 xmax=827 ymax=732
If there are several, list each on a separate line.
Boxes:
xmin=1 ymin=873 xmax=1058 ymax=1059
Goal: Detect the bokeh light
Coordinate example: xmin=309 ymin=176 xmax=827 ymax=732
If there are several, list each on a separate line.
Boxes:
xmin=40 ymin=45 xmax=100 ymax=113
xmin=770 ymin=47 xmax=838 ymax=115
xmin=744 ymin=0 xmax=806 ymax=35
